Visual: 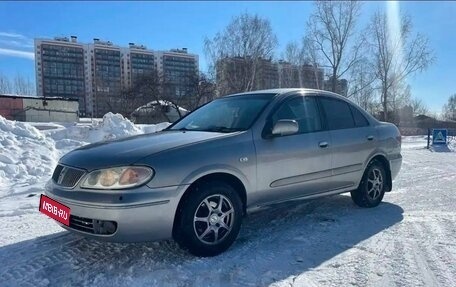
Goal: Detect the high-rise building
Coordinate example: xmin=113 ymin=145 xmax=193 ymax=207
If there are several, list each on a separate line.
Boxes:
xmin=215 ymin=57 xmax=279 ymax=95
xmin=155 ymin=48 xmax=199 ymax=98
xmin=86 ymin=39 xmax=122 ymax=117
xmin=123 ymin=43 xmax=156 ymax=88
xmin=215 ymin=57 xmax=324 ymax=96
xmin=35 ymin=36 xmax=198 ymax=117
xmin=256 ymin=58 xmax=279 ymax=90
xmin=323 ymin=77 xmax=349 ymax=97
xmin=277 ymin=61 xmax=324 ymax=90
xmin=35 ymin=36 xmax=87 ymax=114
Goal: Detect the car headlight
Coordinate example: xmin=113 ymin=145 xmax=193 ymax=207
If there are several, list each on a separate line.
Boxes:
xmin=80 ymin=166 xmax=154 ymax=189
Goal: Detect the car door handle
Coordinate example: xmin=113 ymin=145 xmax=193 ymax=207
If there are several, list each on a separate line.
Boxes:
xmin=367 ymin=135 xmax=374 ymax=141
xmin=319 ymin=141 xmax=329 ymax=148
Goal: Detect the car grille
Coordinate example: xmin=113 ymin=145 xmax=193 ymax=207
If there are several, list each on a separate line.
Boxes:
xmin=70 ymin=215 xmax=95 ymax=233
xmin=52 ymin=165 xmax=85 ymax=188
xmin=69 ymin=215 xmax=117 ymax=235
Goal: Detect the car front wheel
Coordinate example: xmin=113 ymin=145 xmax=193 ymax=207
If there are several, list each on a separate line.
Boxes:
xmin=351 ymin=160 xmax=387 ymax=208
xmin=174 ymin=181 xmax=243 ymax=257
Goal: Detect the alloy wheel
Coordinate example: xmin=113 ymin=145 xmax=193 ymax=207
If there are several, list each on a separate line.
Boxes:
xmin=367 ymin=168 xmax=383 ymax=200
xmin=193 ymin=194 xmax=235 ymax=245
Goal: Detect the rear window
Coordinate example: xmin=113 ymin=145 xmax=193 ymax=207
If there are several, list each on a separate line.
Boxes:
xmin=319 ymin=97 xmax=355 ymax=130
xmin=349 ymin=105 xmax=369 ymax=127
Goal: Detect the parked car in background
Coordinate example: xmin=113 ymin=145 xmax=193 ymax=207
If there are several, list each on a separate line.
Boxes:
xmin=42 ymin=88 xmax=402 ymax=256
xmin=130 ymin=100 xmax=188 ymax=124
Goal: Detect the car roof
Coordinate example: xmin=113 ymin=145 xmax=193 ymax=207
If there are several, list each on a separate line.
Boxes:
xmin=218 ymin=88 xmax=379 ymax=125
xmin=223 ymin=88 xmax=343 ymax=99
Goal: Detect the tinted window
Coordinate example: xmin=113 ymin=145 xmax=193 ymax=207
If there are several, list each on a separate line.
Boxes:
xmin=271 ymin=96 xmax=322 ymax=133
xmin=319 ymin=97 xmax=355 ymax=130
xmin=170 ymin=94 xmax=274 ymax=132
xmin=350 ymin=105 xmax=369 ymax=127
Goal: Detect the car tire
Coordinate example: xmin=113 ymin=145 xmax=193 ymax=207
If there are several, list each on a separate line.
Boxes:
xmin=173 ymin=180 xmax=243 ymax=257
xmin=351 ymin=160 xmax=387 ymax=208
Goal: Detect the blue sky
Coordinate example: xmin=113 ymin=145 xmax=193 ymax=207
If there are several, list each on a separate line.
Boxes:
xmin=0 ymin=1 xmax=454 ymax=113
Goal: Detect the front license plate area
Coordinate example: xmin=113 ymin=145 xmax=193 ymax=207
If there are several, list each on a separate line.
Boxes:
xmin=39 ymin=194 xmax=71 ymax=226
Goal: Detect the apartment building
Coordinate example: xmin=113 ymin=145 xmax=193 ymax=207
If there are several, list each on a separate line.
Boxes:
xmin=215 ymin=57 xmax=326 ymax=95
xmin=277 ymin=61 xmax=324 ymax=90
xmin=323 ymin=77 xmax=349 ymax=97
xmin=35 ymin=36 xmax=86 ymax=114
xmin=35 ymin=36 xmax=198 ymax=117
xmin=123 ymin=43 xmax=156 ymax=89
xmin=155 ymin=48 xmax=199 ymax=98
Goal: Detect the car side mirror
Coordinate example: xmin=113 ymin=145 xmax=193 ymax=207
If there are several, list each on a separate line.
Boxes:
xmin=271 ymin=119 xmax=299 ymax=137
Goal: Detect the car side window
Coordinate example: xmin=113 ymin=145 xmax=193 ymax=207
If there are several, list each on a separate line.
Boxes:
xmin=319 ymin=97 xmax=356 ymax=130
xmin=271 ymin=96 xmax=322 ymax=134
xmin=349 ymin=104 xmax=370 ymax=127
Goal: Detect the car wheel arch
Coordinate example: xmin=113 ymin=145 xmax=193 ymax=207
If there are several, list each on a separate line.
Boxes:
xmin=362 ymin=154 xmax=392 ymax=192
xmin=172 ymin=172 xmax=247 ymax=237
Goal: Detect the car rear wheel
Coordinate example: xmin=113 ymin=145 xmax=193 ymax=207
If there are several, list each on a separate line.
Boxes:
xmin=174 ymin=181 xmax=243 ymax=257
xmin=351 ymin=160 xmax=386 ymax=208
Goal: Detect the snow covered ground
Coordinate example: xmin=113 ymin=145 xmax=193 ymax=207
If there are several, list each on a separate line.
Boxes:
xmin=0 ymin=116 xmax=455 ymax=287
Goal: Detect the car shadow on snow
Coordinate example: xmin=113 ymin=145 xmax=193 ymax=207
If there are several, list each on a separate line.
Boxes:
xmin=0 ymin=194 xmax=403 ymax=287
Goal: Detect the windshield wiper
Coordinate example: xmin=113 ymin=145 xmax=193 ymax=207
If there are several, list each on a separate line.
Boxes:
xmin=165 ymin=127 xmax=192 ymax=132
xmin=203 ymin=126 xmax=243 ymax=133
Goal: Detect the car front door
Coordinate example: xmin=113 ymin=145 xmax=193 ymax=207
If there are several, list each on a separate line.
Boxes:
xmin=318 ymin=96 xmax=377 ymax=189
xmin=252 ymin=95 xmax=333 ymax=206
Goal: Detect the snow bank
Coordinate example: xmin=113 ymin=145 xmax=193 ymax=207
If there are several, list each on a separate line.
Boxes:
xmin=46 ymin=113 xmax=170 ymax=146
xmin=0 ymin=116 xmax=58 ymax=190
xmin=0 ymin=113 xmax=170 ymax=194
xmin=47 ymin=113 xmax=141 ymax=144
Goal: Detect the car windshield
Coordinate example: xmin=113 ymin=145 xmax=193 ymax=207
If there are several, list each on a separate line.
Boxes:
xmin=170 ymin=94 xmax=274 ymax=132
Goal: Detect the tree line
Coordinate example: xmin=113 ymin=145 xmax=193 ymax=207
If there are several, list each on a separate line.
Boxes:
xmin=112 ymin=69 xmax=216 ymax=121
xmin=203 ymin=1 xmax=440 ymax=123
xmin=0 ymin=73 xmax=35 ymax=96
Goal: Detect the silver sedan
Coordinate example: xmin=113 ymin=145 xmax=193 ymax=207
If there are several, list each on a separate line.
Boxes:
xmin=43 ymin=88 xmax=402 ymax=256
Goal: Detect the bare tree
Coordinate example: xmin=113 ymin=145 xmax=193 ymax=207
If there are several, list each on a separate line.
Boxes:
xmin=410 ymin=98 xmax=428 ymax=116
xmin=367 ymin=11 xmax=433 ymax=121
xmin=280 ymin=42 xmax=304 ymax=88
xmin=305 ymin=0 xmax=363 ymax=93
xmin=13 ymin=74 xmax=35 ymax=95
xmin=124 ymin=69 xmax=214 ymax=123
xmin=283 ymin=41 xmax=306 ymax=66
xmin=126 ymin=69 xmax=172 ymax=122
xmin=389 ymin=82 xmax=411 ymax=118
xmin=184 ymin=72 xmax=216 ymax=111
xmin=443 ymin=94 xmax=456 ymax=121
xmin=204 ymin=13 xmax=278 ymax=95
xmin=302 ymin=37 xmax=325 ymax=89
xmin=0 ymin=73 xmax=12 ymax=94
xmin=0 ymin=73 xmax=35 ymax=95
xmin=348 ymin=56 xmax=377 ymax=114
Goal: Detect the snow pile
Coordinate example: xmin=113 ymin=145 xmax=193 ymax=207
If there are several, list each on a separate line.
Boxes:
xmin=137 ymin=122 xmax=171 ymax=134
xmin=47 ymin=113 xmax=170 ymax=146
xmin=0 ymin=113 xmax=170 ymax=194
xmin=0 ymin=116 xmax=58 ymax=190
xmin=94 ymin=112 xmax=143 ymax=141
xmin=47 ymin=113 xmax=142 ymax=145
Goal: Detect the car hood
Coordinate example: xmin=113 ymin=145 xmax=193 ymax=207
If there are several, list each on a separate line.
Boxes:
xmin=59 ymin=130 xmax=227 ymax=171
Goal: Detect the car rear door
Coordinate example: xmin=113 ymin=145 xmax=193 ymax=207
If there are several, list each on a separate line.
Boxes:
xmin=318 ymin=96 xmax=377 ymax=189
xmin=252 ymin=94 xmax=333 ymax=205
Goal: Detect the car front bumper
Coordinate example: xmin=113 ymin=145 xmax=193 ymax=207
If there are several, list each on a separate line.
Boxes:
xmin=44 ymin=182 xmax=189 ymax=242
